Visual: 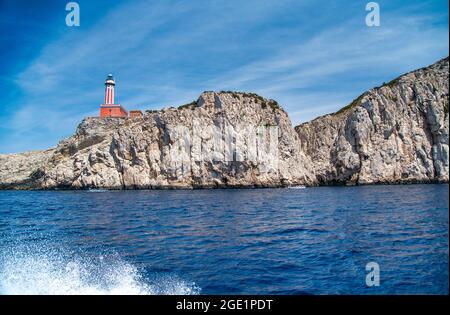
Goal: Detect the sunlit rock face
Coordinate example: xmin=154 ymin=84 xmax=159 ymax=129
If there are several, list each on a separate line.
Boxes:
xmin=1 ymin=57 xmax=448 ymax=190
xmin=0 ymin=92 xmax=315 ymax=189
xmin=295 ymin=57 xmax=449 ymax=185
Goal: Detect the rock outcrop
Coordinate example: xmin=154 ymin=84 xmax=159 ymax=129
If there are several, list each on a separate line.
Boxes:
xmin=0 ymin=150 xmax=55 ymax=189
xmin=295 ymin=57 xmax=449 ymax=185
xmin=0 ymin=57 xmax=448 ymax=189
xmin=0 ymin=92 xmax=315 ymax=189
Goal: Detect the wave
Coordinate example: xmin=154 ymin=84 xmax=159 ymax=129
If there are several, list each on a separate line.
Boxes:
xmin=0 ymin=245 xmax=199 ymax=295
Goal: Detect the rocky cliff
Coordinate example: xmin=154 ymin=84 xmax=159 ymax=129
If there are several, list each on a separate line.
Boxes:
xmin=295 ymin=57 xmax=449 ymax=185
xmin=0 ymin=92 xmax=315 ymax=189
xmin=0 ymin=57 xmax=448 ymax=189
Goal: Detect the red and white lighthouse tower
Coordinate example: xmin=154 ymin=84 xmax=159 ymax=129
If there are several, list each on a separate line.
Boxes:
xmin=104 ymin=74 xmax=115 ymax=105
xmin=99 ymin=74 xmax=128 ymax=118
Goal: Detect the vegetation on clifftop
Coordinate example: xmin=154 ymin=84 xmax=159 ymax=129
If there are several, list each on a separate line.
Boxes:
xmin=177 ymin=101 xmax=197 ymax=110
xmin=218 ymin=91 xmax=281 ymax=112
xmin=334 ymin=93 xmax=367 ymax=115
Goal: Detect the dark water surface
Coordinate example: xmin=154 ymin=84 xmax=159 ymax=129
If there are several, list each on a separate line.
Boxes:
xmin=0 ymin=185 xmax=448 ymax=294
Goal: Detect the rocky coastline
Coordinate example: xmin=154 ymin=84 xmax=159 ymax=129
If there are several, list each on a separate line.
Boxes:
xmin=1 ymin=57 xmax=448 ymax=190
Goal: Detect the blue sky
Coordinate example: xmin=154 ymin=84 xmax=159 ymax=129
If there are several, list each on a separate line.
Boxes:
xmin=0 ymin=0 xmax=448 ymax=153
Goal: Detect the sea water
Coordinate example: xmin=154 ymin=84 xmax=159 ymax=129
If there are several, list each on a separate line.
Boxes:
xmin=0 ymin=184 xmax=448 ymax=294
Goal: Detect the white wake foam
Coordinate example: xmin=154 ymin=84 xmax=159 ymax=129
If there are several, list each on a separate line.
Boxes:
xmin=0 ymin=245 xmax=199 ymax=295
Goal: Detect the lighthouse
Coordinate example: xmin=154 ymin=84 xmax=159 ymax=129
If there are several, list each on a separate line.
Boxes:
xmin=99 ymin=74 xmax=128 ymax=118
xmin=104 ymin=74 xmax=115 ymax=105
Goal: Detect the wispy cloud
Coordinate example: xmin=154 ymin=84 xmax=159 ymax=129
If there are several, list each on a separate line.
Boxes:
xmin=0 ymin=0 xmax=448 ymax=153
xmin=205 ymin=12 xmax=449 ymax=117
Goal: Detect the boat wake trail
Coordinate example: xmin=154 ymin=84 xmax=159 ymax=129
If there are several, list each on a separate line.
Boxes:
xmin=0 ymin=244 xmax=199 ymax=295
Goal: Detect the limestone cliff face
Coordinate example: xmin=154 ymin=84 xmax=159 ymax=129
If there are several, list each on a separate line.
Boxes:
xmin=295 ymin=57 xmax=449 ymax=185
xmin=0 ymin=57 xmax=448 ymax=190
xmin=0 ymin=150 xmax=54 ymax=189
xmin=0 ymin=92 xmax=315 ymax=189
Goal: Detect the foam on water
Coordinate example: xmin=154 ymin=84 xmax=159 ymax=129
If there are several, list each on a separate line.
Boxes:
xmin=0 ymin=245 xmax=200 ymax=295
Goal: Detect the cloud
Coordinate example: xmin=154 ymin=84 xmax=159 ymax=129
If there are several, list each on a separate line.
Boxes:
xmin=0 ymin=0 xmax=448 ymax=153
xmin=204 ymin=12 xmax=449 ymax=122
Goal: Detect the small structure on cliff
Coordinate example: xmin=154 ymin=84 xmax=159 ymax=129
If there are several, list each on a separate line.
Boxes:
xmin=99 ymin=74 xmax=143 ymax=119
xmin=99 ymin=74 xmax=128 ymax=118
xmin=129 ymin=110 xmax=143 ymax=119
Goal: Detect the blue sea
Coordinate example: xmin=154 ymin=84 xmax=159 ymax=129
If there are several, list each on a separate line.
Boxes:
xmin=0 ymin=184 xmax=448 ymax=295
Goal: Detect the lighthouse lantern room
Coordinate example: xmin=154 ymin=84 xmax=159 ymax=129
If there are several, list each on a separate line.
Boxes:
xmin=99 ymin=74 xmax=128 ymax=118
